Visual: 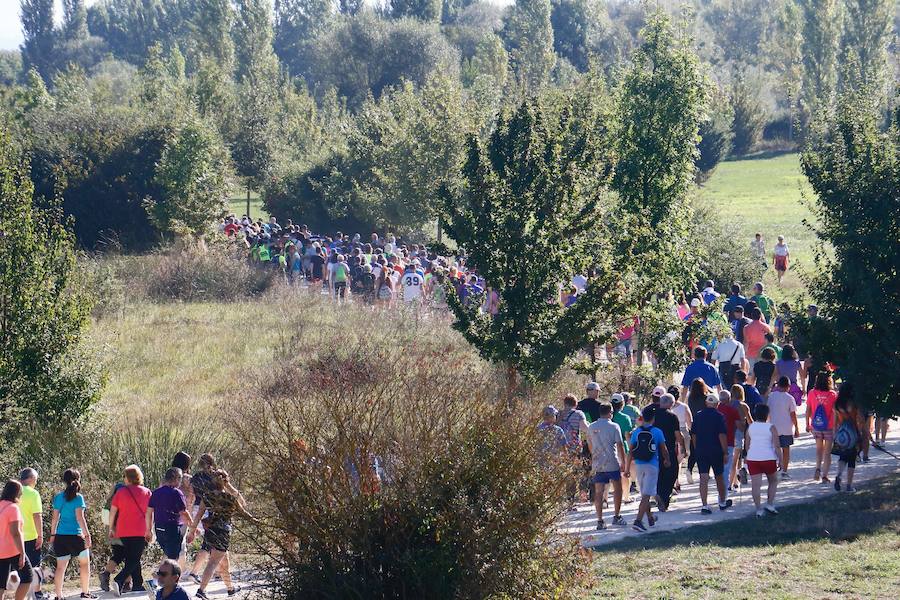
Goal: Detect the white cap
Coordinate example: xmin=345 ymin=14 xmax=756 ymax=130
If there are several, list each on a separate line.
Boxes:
xmin=611 ymin=393 xmax=625 ymax=403
xmin=690 ymin=298 xmax=702 ymax=307
xmin=585 ymin=382 xmax=600 ymax=391
xmin=705 ymin=394 xmax=719 ymax=405
xmin=652 ymin=386 xmax=666 ymax=397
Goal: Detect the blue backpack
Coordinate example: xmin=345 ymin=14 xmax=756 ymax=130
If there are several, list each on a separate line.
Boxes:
xmin=832 ymin=420 xmax=859 ymax=454
xmin=811 ymin=403 xmax=830 ymax=432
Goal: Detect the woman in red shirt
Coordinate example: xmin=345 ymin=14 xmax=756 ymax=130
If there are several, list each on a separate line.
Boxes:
xmin=806 ymin=373 xmax=838 ymax=483
xmin=107 ymin=465 xmax=151 ymax=594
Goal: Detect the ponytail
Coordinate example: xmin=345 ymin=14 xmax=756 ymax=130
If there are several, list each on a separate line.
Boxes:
xmin=62 ymin=468 xmax=81 ymax=501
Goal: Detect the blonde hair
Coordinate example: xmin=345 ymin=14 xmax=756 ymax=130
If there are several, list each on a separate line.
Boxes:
xmin=730 ymin=384 xmax=745 ymax=403
xmin=124 ymin=464 xmax=144 ymax=486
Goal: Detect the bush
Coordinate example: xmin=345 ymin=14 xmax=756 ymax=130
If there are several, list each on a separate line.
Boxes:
xmin=691 ymin=200 xmax=764 ymax=291
xmin=729 ymin=77 xmax=767 ymax=156
xmin=228 ymin=306 xmax=588 ymax=599
xmin=141 ymin=243 xmax=278 ymax=302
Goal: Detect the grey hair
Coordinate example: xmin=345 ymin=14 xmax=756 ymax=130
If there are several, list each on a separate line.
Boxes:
xmin=719 ymin=390 xmax=731 ymax=403
xmin=659 ymin=394 xmax=675 ymax=408
xmin=19 ymin=468 xmax=37 ymax=483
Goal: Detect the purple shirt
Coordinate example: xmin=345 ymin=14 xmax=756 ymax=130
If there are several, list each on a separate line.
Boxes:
xmin=149 ymin=485 xmax=187 ymax=526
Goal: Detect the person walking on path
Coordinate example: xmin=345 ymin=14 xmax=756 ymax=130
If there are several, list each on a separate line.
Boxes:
xmin=669 ymin=386 xmax=693 ymax=487
xmin=586 ymin=403 xmax=627 ymax=530
xmin=691 ymin=394 xmax=733 ymax=514
xmin=624 ymin=406 xmax=670 ymax=532
xmin=768 ymin=377 xmax=800 ymax=479
xmin=108 ymin=465 xmax=152 ymax=595
xmin=772 ymin=235 xmax=790 ymax=285
xmin=50 ymin=469 xmax=96 ymax=599
xmin=148 ymin=468 xmax=195 ymax=564
xmin=681 ymin=347 xmax=721 ymax=401
xmin=188 ymin=470 xmax=253 ymax=599
xmin=750 ymin=283 xmax=776 ymax=324
xmin=743 ymin=308 xmax=772 ymax=373
xmin=751 ymin=233 xmax=766 ymax=270
xmin=0 ymin=480 xmax=33 ymax=600
xmin=743 ymin=404 xmax=781 ymax=517
xmin=807 ymin=372 xmax=838 ymax=484
xmin=833 ymin=383 xmax=863 ymax=492
xmin=153 ymin=559 xmax=189 ymax=600
xmin=653 ymin=394 xmax=683 ymax=512
xmin=611 ymin=394 xmax=635 ymax=502
xmin=775 ymin=344 xmax=807 ymax=406
xmin=18 ymin=468 xmax=44 ymax=599
xmin=715 ymin=390 xmax=741 ymax=495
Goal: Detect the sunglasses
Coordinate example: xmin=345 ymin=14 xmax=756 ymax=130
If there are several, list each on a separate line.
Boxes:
xmin=156 ymin=571 xmax=173 ymax=577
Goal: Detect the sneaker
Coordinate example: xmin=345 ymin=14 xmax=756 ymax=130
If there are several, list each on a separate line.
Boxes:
xmin=686 ymin=472 xmax=694 ymax=485
xmin=739 ymin=467 xmax=749 ymax=485
xmin=190 ymin=573 xmax=202 ymax=585
xmin=34 ymin=592 xmax=46 ymax=600
xmin=99 ymin=571 xmax=110 ymax=592
xmin=111 ymin=581 xmax=121 ymax=597
xmin=834 ymin=476 xmax=841 ymax=491
xmin=700 ymin=505 xmax=712 ymax=515
xmin=612 ymin=515 xmax=626 ymax=526
xmin=764 ymin=505 xmax=778 ymax=515
xmin=719 ymin=499 xmax=733 ymax=510
xmin=631 ymin=520 xmax=647 ymax=532
xmin=227 ymin=587 xmax=241 ymax=596
xmin=122 ymin=582 xmax=133 ymax=594
xmin=596 ymin=519 xmax=606 ymax=531
xmin=821 ymin=476 xmax=831 ymax=484
xmin=756 ymin=509 xmax=764 ymax=518
xmin=196 ymin=591 xmax=210 ymax=600
xmin=630 ymin=482 xmax=638 ymax=494
xmin=80 ymin=595 xmax=99 ymax=599
xmin=648 ymin=514 xmax=656 ymax=527
xmin=814 ymin=468 xmax=821 ymax=481
xmin=780 ymin=471 xmax=790 ymax=479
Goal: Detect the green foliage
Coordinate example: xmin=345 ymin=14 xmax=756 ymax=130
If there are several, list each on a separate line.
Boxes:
xmin=273 ymin=0 xmax=334 ymax=77
xmin=182 ymin=0 xmax=235 ymax=73
xmin=442 ymin=99 xmax=626 ymax=382
xmin=691 ymin=200 xmax=765 ymax=291
xmin=695 ymin=87 xmax=734 ymax=183
xmin=302 ymin=12 xmax=460 ymax=109
xmin=840 ymin=0 xmax=893 ymax=92
xmin=730 ymin=75 xmax=766 ymax=155
xmin=703 ymin=0 xmax=769 ymax=71
xmin=798 ymin=0 xmax=840 ymax=125
xmin=612 ymin=12 xmax=707 ymax=310
xmin=461 ymin=33 xmax=508 ymax=89
xmin=145 ymin=115 xmax=233 ymax=237
xmin=20 ymin=0 xmax=56 ymax=81
xmin=0 ymin=128 xmax=103 ymax=432
xmin=800 ymin=87 xmax=900 ymax=415
xmin=550 ymin=0 xmax=598 ymax=72
xmin=392 ymin=0 xmax=443 ymax=23
xmin=503 ymin=0 xmax=556 ymax=93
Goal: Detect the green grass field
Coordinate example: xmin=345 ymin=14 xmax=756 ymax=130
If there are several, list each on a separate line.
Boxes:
xmin=591 ymin=475 xmax=900 ymax=599
xmin=699 ymin=152 xmax=814 ymax=297
xmin=228 ymin=190 xmax=265 ymax=220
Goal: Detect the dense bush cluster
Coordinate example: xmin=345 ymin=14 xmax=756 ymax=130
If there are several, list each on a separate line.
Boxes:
xmin=228 ymin=306 xmax=587 ymax=599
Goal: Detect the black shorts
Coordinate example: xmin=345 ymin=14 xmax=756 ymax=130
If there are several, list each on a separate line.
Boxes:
xmin=201 ymin=526 xmax=231 ymax=553
xmin=0 ymin=554 xmax=33 ymax=589
xmin=696 ymin=454 xmax=725 ymax=477
xmin=24 ymin=539 xmax=41 ymax=568
xmin=52 ymin=534 xmax=87 ymax=560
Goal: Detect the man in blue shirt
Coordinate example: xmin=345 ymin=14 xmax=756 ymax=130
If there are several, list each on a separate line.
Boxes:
xmin=723 ymin=284 xmax=748 ymax=319
xmin=624 ymin=405 xmax=670 ymax=532
xmin=690 ymin=394 xmax=733 ymax=514
xmin=734 ymin=370 xmax=764 ymax=412
xmin=154 ymin=559 xmax=189 ymax=600
xmin=680 ymin=346 xmax=721 ymax=400
xmin=701 ymin=280 xmax=720 ymax=305
xmin=730 ymin=305 xmax=753 ymax=343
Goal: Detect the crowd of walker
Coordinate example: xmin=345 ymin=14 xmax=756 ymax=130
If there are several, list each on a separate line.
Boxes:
xmin=0 ymin=222 xmax=892 ymax=597
xmin=1 ymin=453 xmax=251 ymax=600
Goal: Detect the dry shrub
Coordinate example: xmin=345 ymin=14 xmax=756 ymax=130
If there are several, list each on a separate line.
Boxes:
xmin=144 ymin=243 xmax=277 ymax=301
xmin=229 ymin=305 xmax=590 ymax=599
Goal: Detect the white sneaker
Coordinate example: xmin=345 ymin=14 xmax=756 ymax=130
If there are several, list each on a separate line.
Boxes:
xmin=756 ymin=509 xmax=764 ymax=518
xmin=111 ymin=581 xmax=121 ymax=597
xmin=764 ymin=504 xmax=779 ymax=515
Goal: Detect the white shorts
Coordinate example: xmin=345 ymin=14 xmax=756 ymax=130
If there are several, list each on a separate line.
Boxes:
xmin=635 ymin=463 xmax=659 ymax=497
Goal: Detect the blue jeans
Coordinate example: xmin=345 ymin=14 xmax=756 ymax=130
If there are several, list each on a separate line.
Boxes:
xmin=723 ymin=446 xmax=735 ymax=489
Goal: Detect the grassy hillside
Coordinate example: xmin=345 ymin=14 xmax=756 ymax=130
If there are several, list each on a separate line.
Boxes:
xmin=698 ymin=152 xmax=814 ymax=297
xmin=228 ymin=190 xmax=265 ymax=220
xmin=591 ymin=475 xmax=900 ymax=599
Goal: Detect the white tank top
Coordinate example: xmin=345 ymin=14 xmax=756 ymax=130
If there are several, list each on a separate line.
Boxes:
xmin=672 ymin=403 xmax=689 ymax=429
xmin=746 ymin=421 xmax=778 ymax=461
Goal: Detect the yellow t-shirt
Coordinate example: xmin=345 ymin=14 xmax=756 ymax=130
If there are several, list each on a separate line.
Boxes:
xmin=19 ymin=485 xmax=42 ymax=542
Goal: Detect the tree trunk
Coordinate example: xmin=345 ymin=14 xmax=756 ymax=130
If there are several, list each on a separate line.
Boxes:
xmin=246 ymin=185 xmax=251 ymax=219
xmin=437 ymin=214 xmax=443 ymax=244
xmin=635 ymin=319 xmax=644 ymax=367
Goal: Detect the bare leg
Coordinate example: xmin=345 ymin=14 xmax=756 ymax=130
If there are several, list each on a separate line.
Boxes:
xmin=821 ymin=440 xmax=833 ymax=479
xmin=699 ymin=474 xmax=709 ymax=507
xmin=192 ymin=550 xmax=209 ymax=577
xmin=714 ymin=474 xmax=727 ymax=504
xmin=815 ymin=438 xmax=824 ymax=471
xmin=782 ymin=446 xmax=790 ymax=473
xmin=78 ymin=555 xmax=91 ymax=594
xmin=846 ymin=466 xmax=855 ymax=488
xmin=219 ymin=552 xmax=232 ymax=590
xmin=593 ymin=483 xmax=607 ymax=521
xmin=612 ymin=479 xmax=622 ymax=516
xmin=766 ymin=471 xmax=778 ymax=506
xmin=751 ymin=473 xmax=763 ymax=509
xmin=199 ymin=549 xmax=226 ymax=592
xmin=54 ymin=557 xmax=70 ymax=599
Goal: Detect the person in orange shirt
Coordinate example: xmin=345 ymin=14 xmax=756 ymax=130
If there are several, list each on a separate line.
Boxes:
xmin=742 ymin=308 xmax=772 ymax=372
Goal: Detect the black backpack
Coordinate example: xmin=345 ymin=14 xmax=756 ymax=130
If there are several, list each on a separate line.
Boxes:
xmin=718 ymin=344 xmax=741 ymax=389
xmin=632 ymin=426 xmax=657 ymax=461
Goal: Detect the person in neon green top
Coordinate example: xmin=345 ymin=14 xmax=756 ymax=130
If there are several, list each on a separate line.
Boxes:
xmin=751 ymin=282 xmax=776 ymax=324
xmin=19 ymin=468 xmax=44 ymax=598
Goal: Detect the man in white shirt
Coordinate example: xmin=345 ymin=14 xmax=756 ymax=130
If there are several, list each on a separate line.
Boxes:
xmin=711 ymin=332 xmax=747 ymax=389
xmin=767 ymin=376 xmax=800 ymax=478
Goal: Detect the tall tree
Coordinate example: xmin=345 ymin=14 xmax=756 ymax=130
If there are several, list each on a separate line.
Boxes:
xmin=840 ymin=0 xmax=893 ymax=92
xmin=144 ymin=115 xmax=233 ymax=239
xmin=62 ymin=0 xmax=89 ymax=41
xmin=763 ymin=0 xmax=803 ymax=140
xmin=503 ymin=0 xmax=555 ymax=94
xmin=392 ymin=0 xmax=442 ymax=23
xmin=550 ymin=0 xmax=597 ymax=72
xmin=183 ymin=0 xmax=235 ymax=72
xmin=441 ymin=99 xmax=625 ymax=389
xmin=798 ymin=0 xmax=840 ymax=126
xmin=703 ymin=0 xmax=769 ymax=73
xmin=730 ymin=75 xmax=766 ymax=155
xmin=20 ymin=0 xmax=56 ymax=81
xmin=0 ymin=126 xmax=103 ymax=431
xmin=273 ymin=0 xmax=333 ymax=77
xmin=611 ymin=13 xmax=708 ymax=364
xmin=801 ymin=88 xmax=900 ymax=415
